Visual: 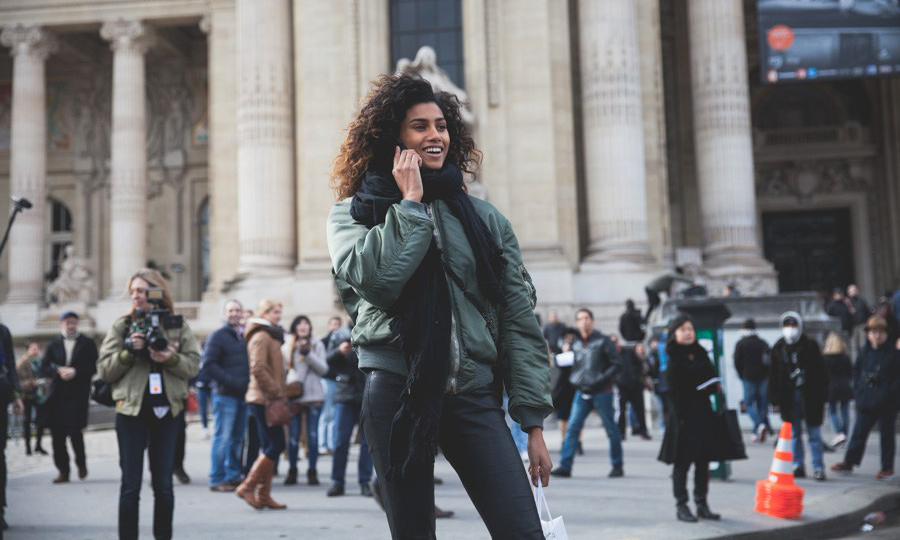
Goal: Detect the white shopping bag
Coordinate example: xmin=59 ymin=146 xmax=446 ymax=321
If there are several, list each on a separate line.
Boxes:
xmin=533 ymin=484 xmax=568 ymax=540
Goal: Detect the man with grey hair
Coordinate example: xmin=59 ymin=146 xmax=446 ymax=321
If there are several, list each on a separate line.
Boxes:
xmin=203 ymin=300 xmax=250 ymax=492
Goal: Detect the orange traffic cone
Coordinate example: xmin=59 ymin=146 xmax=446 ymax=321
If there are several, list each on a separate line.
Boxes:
xmin=754 ymin=422 xmax=804 ymax=519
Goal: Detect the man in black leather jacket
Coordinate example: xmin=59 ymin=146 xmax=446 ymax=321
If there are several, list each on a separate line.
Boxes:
xmin=551 ymin=308 xmax=624 ymax=478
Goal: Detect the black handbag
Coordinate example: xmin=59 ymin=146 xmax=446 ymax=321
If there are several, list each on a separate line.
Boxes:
xmin=91 ymin=378 xmax=115 ymax=407
xmin=709 ymin=409 xmax=747 ymax=461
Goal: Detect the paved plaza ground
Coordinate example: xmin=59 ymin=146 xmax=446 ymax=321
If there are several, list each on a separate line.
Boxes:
xmin=3 ymin=414 xmax=896 ymax=539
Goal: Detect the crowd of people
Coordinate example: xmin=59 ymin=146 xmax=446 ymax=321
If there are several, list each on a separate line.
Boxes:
xmin=1 ymin=67 xmax=900 ymax=538
xmin=541 ymin=282 xmax=900 ymax=523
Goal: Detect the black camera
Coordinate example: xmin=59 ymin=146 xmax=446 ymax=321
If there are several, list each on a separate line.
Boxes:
xmin=125 ymin=287 xmax=183 ymax=353
xmin=863 ymin=372 xmax=880 ymax=388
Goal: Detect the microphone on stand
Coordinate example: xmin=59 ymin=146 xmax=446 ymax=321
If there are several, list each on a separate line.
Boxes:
xmin=0 ymin=196 xmax=35 ymax=258
xmin=11 ymin=196 xmax=32 ymax=210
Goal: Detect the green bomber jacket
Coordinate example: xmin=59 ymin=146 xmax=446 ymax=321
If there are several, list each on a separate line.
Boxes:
xmin=326 ymin=196 xmax=553 ymax=430
xmin=97 ymin=314 xmax=201 ymax=417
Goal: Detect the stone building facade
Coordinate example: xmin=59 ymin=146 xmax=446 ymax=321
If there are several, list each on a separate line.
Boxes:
xmin=1 ymin=0 xmax=898 ymax=339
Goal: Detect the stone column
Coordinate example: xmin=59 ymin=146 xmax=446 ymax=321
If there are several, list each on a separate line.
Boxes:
xmin=201 ymin=8 xmax=240 ymax=295
xmin=688 ymin=0 xmax=775 ymax=288
xmin=235 ymin=0 xmax=295 ymax=274
xmin=1 ymin=26 xmax=56 ymax=303
xmin=578 ymin=0 xmax=654 ymax=266
xmin=101 ymin=20 xmax=154 ymax=297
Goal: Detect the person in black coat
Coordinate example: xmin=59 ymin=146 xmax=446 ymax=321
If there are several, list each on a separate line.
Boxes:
xmin=0 ymin=322 xmax=24 ymax=531
xmin=733 ymin=318 xmax=771 ymax=442
xmin=657 ymin=314 xmax=721 ymax=523
xmin=821 ymin=332 xmax=853 ymax=447
xmin=618 ymin=299 xmax=645 ymax=343
xmin=40 ymin=311 xmax=98 ymax=483
xmin=616 ymin=344 xmax=650 ymax=439
xmin=769 ymin=311 xmax=828 ymax=481
xmin=832 ymin=316 xmax=900 ymax=478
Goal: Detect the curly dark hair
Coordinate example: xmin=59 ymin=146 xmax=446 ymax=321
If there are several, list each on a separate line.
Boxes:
xmin=332 ymin=74 xmax=481 ymax=200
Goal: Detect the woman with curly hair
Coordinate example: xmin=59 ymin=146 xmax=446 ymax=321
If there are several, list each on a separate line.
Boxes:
xmin=327 ymin=74 xmax=553 ymax=539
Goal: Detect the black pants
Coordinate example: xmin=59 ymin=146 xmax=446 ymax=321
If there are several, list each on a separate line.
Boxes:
xmin=618 ymin=390 xmax=648 ymax=436
xmin=22 ymin=399 xmax=46 ymax=451
xmin=645 ymin=287 xmax=661 ymax=321
xmin=844 ymin=405 xmax=898 ymax=471
xmin=362 ymin=370 xmax=543 ymax=540
xmin=51 ymin=427 xmax=86 ymax=475
xmin=672 ymin=459 xmax=710 ymax=506
xmin=115 ymin=406 xmax=180 ymax=540
xmin=174 ymin=412 xmax=186 ymax=470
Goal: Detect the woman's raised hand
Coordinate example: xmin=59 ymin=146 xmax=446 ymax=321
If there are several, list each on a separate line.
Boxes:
xmin=392 ymin=146 xmax=424 ymax=203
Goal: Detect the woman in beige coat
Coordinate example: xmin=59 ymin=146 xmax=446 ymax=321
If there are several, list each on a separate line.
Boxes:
xmin=236 ymin=298 xmax=289 ymax=510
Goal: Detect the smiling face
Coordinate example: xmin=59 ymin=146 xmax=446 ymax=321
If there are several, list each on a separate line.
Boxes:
xmin=398 ymin=102 xmax=450 ymax=170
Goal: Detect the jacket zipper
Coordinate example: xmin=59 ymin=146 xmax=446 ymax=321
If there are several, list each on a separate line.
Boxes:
xmin=429 ymin=202 xmax=463 ymax=395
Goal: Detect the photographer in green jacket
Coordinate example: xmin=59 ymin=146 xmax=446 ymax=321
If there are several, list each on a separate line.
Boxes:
xmin=327 ymin=74 xmax=553 ymax=539
xmin=97 ymin=268 xmax=200 ymax=540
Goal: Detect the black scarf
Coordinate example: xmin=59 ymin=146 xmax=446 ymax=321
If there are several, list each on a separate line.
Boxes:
xmin=351 ymin=163 xmax=504 ymax=480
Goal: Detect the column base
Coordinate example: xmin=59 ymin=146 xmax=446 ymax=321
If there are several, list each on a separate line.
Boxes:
xmin=702 ymin=248 xmax=778 ymax=296
xmin=583 ymin=240 xmax=656 ymax=267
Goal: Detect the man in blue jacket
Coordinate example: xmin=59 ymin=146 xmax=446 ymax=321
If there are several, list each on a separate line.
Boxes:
xmin=203 ymin=300 xmax=250 ymax=492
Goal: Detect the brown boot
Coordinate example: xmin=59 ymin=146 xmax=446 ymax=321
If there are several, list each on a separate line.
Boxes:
xmin=256 ymin=457 xmax=287 ymax=510
xmin=235 ymin=456 xmax=267 ymax=509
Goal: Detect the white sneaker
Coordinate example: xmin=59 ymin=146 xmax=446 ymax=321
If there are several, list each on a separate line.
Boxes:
xmin=757 ymin=424 xmax=768 ymax=444
xmin=830 ymin=433 xmax=847 ymax=447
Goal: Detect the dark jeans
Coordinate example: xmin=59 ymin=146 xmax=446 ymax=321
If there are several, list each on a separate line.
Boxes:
xmin=672 ymin=459 xmax=710 ymax=506
xmin=51 ymin=427 xmax=85 ymax=474
xmin=362 ymin=370 xmax=543 ymax=540
xmin=828 ymin=399 xmax=851 ymax=435
xmin=248 ymin=403 xmax=286 ymax=460
xmin=844 ymin=405 xmax=898 ymax=471
xmin=618 ymin=390 xmax=647 ymax=436
xmin=331 ymin=402 xmax=372 ymax=486
xmin=22 ymin=399 xmax=46 ymax=451
xmin=196 ymin=387 xmax=211 ymax=429
xmin=115 ymin=407 xmax=181 ymax=540
xmin=288 ymin=405 xmax=322 ymax=471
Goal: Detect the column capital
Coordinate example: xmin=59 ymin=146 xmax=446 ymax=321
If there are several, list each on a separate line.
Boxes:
xmin=1 ymin=24 xmax=58 ymax=60
xmin=100 ymin=19 xmax=155 ymax=54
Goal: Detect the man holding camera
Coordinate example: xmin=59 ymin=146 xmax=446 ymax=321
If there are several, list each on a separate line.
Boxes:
xmin=832 ymin=316 xmax=900 ymax=479
xmin=40 ymin=311 xmax=98 ymax=483
xmin=769 ymin=311 xmax=828 ymax=481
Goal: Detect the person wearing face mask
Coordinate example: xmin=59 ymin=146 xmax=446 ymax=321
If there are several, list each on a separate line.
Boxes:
xmin=769 ymin=311 xmax=829 ymax=481
xmin=327 ymin=74 xmax=553 ymax=539
xmin=831 ymin=316 xmax=900 ymax=479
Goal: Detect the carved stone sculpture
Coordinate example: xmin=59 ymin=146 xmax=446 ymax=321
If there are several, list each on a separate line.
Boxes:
xmin=47 ymin=244 xmax=96 ymax=304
